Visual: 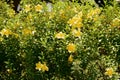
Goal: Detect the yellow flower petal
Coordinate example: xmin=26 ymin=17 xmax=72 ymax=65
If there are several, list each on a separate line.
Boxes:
xmin=68 ymin=55 xmax=73 ymax=62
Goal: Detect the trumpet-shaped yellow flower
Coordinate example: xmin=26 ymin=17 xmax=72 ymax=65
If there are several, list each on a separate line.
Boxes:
xmin=68 ymin=55 xmax=73 ymax=62
xmin=0 ymin=29 xmax=12 ymax=37
xmin=42 ymin=62 xmax=49 ymax=72
xmin=105 ymin=67 xmax=115 ymax=78
xmin=55 ymin=32 xmax=65 ymax=39
xmin=35 ymin=4 xmax=42 ymax=12
xmin=35 ymin=62 xmax=43 ymax=71
xmin=24 ymin=5 xmax=31 ymax=12
xmin=66 ymin=43 xmax=76 ymax=53
xmin=72 ymin=29 xmax=82 ymax=37
xmin=35 ymin=62 xmax=49 ymax=72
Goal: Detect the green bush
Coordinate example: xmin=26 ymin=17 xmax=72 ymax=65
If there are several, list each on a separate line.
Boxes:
xmin=0 ymin=0 xmax=120 ymax=80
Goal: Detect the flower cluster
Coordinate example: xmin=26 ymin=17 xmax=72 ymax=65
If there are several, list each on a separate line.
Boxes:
xmin=35 ymin=61 xmax=49 ymax=72
xmin=24 ymin=4 xmax=43 ymax=12
xmin=67 ymin=11 xmax=83 ymax=29
xmin=22 ymin=28 xmax=35 ymax=36
xmin=67 ymin=12 xmax=83 ymax=38
xmin=66 ymin=43 xmax=77 ymax=62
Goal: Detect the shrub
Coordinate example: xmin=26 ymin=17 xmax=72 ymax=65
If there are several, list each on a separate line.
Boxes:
xmin=0 ymin=0 xmax=120 ymax=80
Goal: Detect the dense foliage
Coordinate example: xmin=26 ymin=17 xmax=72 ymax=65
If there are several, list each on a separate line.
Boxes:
xmin=0 ymin=0 xmax=120 ymax=80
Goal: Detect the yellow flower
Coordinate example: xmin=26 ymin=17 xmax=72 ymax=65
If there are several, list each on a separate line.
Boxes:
xmin=87 ymin=8 xmax=101 ymax=19
xmin=35 ymin=4 xmax=42 ymax=12
xmin=94 ymin=8 xmax=101 ymax=14
xmin=74 ymin=21 xmax=83 ymax=28
xmin=7 ymin=9 xmax=15 ymax=17
xmin=111 ymin=18 xmax=120 ymax=27
xmin=0 ymin=29 xmax=12 ymax=37
xmin=35 ymin=62 xmax=49 ymax=72
xmin=42 ymin=62 xmax=49 ymax=72
xmin=24 ymin=5 xmax=31 ymax=12
xmin=105 ymin=68 xmax=115 ymax=78
xmin=67 ymin=18 xmax=75 ymax=26
xmin=68 ymin=18 xmax=83 ymax=28
xmin=67 ymin=12 xmax=83 ymax=28
xmin=72 ymin=29 xmax=82 ymax=37
xmin=68 ymin=55 xmax=73 ymax=62
xmin=22 ymin=28 xmax=33 ymax=35
xmin=55 ymin=32 xmax=65 ymax=39
xmin=35 ymin=62 xmax=43 ymax=71
xmin=60 ymin=10 xmax=66 ymax=19
xmin=66 ymin=43 xmax=76 ymax=53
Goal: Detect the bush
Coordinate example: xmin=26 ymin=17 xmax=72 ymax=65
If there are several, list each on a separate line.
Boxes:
xmin=0 ymin=0 xmax=120 ymax=80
